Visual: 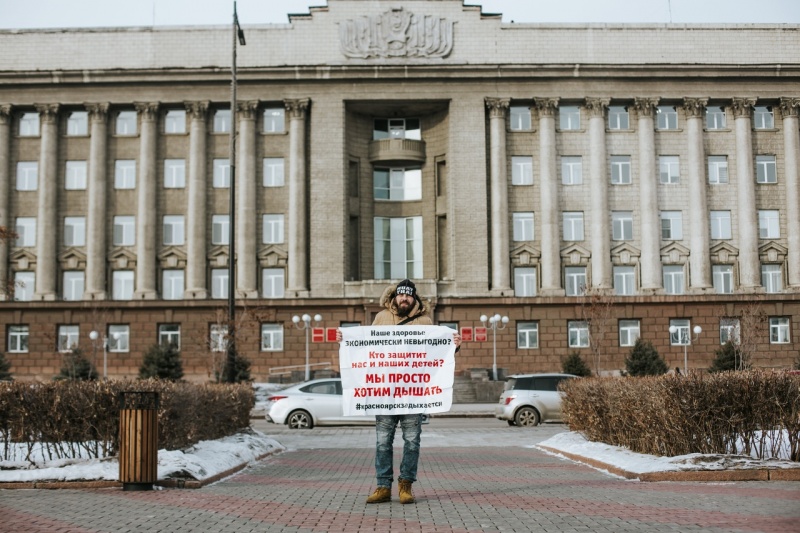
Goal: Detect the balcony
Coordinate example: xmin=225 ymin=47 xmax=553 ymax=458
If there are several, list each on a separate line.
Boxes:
xmin=368 ymin=138 xmax=426 ymax=164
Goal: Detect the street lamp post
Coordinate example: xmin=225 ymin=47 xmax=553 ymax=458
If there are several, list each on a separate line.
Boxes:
xmin=480 ymin=313 xmax=509 ymax=381
xmin=293 ymin=313 xmax=322 ymax=381
xmin=89 ymin=330 xmax=120 ymax=380
xmin=225 ymin=1 xmax=246 ymax=383
xmin=669 ymin=324 xmax=702 ymax=375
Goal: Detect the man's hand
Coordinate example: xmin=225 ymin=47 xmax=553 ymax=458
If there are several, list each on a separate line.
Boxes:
xmin=335 ymin=328 xmax=343 ymax=342
xmin=453 ymin=332 xmax=461 ymax=348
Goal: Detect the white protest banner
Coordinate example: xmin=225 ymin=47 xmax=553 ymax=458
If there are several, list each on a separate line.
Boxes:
xmin=339 ymin=325 xmax=456 ymax=416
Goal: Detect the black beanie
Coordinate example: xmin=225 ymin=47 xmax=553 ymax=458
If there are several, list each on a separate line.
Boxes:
xmin=395 ymin=279 xmax=416 ymax=297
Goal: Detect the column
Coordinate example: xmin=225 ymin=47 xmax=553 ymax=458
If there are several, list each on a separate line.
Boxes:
xmin=732 ymin=97 xmax=760 ymax=290
xmin=134 ymin=102 xmax=159 ymax=299
xmin=586 ymin=97 xmax=612 ymax=290
xmin=34 ymin=103 xmax=59 ymax=300
xmin=237 ymin=100 xmax=259 ymax=298
xmin=780 ymin=97 xmax=800 ymax=289
xmin=634 ymin=97 xmax=663 ymax=292
xmin=534 ymin=97 xmax=563 ymax=296
xmin=485 ymin=97 xmax=511 ymax=293
xmin=0 ymin=105 xmax=10 ymax=300
xmin=683 ymin=98 xmax=712 ymax=291
xmin=286 ymin=98 xmax=310 ymax=296
xmin=84 ymin=103 xmax=109 ymax=300
xmin=185 ymin=101 xmax=209 ymax=298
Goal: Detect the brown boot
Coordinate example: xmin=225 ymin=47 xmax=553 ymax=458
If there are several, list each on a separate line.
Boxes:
xmin=398 ymin=479 xmax=415 ymax=504
xmin=366 ymin=486 xmax=391 ymax=504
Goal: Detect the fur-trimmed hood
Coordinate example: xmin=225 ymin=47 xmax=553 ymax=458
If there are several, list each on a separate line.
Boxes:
xmin=373 ymin=283 xmax=432 ymax=325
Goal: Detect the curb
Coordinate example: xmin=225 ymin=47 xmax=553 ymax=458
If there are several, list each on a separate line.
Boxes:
xmin=538 ymin=445 xmax=800 ymax=482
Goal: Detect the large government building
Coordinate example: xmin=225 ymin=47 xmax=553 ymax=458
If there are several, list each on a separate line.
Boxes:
xmin=1 ymin=0 xmax=798 ymax=381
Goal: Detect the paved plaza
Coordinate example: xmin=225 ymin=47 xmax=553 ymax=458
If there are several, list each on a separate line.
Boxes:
xmin=2 ymin=420 xmax=799 ymax=533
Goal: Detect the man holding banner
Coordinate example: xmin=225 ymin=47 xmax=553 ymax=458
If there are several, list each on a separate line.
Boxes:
xmin=337 ymin=279 xmax=461 ymax=504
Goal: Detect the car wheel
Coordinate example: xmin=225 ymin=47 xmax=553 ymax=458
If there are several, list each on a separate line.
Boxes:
xmin=287 ymin=410 xmax=314 ymax=429
xmin=514 ymin=407 xmax=540 ymax=427
xmin=507 ymin=420 xmax=516 ymax=426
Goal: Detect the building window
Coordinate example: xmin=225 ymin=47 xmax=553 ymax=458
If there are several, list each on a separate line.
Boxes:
xmin=512 ymin=212 xmax=534 ymax=241
xmin=669 ymin=319 xmax=690 ymax=346
xmin=565 ymin=266 xmax=586 ymax=296
xmin=213 ymin=109 xmax=230 ymax=133
xmin=758 ymin=210 xmax=780 ymax=239
xmin=66 ymin=111 xmax=88 ymax=136
xmin=165 ymin=110 xmax=186 ymax=134
xmin=373 ymin=167 xmax=422 ymax=201
xmin=568 ymin=321 xmax=589 ymax=348
xmin=440 ymin=322 xmax=458 ymax=332
xmin=15 ymin=217 xmax=36 ymax=247
xmin=8 ymin=325 xmax=29 ymax=353
xmin=619 ymin=319 xmax=640 ymax=347
xmin=753 ymin=106 xmax=774 ymax=129
xmin=164 ymin=159 xmax=186 ymax=188
xmin=261 ymin=324 xmax=284 ymax=351
xmin=374 ymin=216 xmax=422 ymax=279
xmin=563 ymin=212 xmax=584 ymax=241
xmin=212 ymin=215 xmax=230 ymax=245
xmin=58 ymin=325 xmax=80 ymax=352
xmin=62 ymin=271 xmax=84 ymax=301
xmin=769 ymin=317 xmax=790 ymax=344
xmin=263 ymin=107 xmax=285 ymax=133
xmin=511 ymin=156 xmax=533 ymax=185
xmin=509 ymin=107 xmax=531 ymax=131
xmin=159 ymin=324 xmax=181 ymax=349
xmin=708 ymin=156 xmax=729 ymax=184
xmin=613 ymin=266 xmax=635 ymax=296
xmin=559 ymin=106 xmax=580 ymax=130
xmin=610 ymin=156 xmax=631 ymax=185
xmin=262 ymin=268 xmax=285 ymax=298
xmin=661 ymin=211 xmax=683 ymax=240
xmin=262 ymin=214 xmax=285 ymax=244
xmin=608 ymin=106 xmax=629 ymax=130
xmin=720 ymin=318 xmax=740 ymax=345
xmin=612 ymin=211 xmax=633 ymax=241
xmin=115 ymin=160 xmax=136 ymax=189
xmin=19 ymin=112 xmax=40 ymax=136
xmin=710 ymin=211 xmax=732 ymax=240
xmin=263 ymin=158 xmax=284 ymax=187
xmin=706 ymin=106 xmax=726 ymax=129
xmin=374 ymin=118 xmax=421 ymax=140
xmin=16 ymin=161 xmax=38 ymax=190
xmin=514 ymin=267 xmax=537 ymax=297
xmin=116 ymin=111 xmax=137 ymax=135
xmin=162 ymin=270 xmax=184 ymax=300
xmin=113 ymin=216 xmax=135 ymax=246
xmin=756 ymin=155 xmax=777 ymax=184
xmin=210 ymin=324 xmax=228 ymax=352
xmin=663 ymin=265 xmax=685 ymax=295
xmin=213 ymin=159 xmax=230 ymax=188
xmin=65 ymin=160 xmax=87 ymax=190
xmin=112 ymin=271 xmax=134 ymax=300
xmin=761 ymin=264 xmax=782 ymax=293
xmin=517 ymin=322 xmax=539 ymax=349
xmin=13 ymin=272 xmax=35 ymax=301
xmin=659 ymin=156 xmax=680 ymax=184
xmin=656 ymin=106 xmax=678 ymax=130
xmin=108 ymin=325 xmax=130 ymax=352
xmin=211 ymin=269 xmax=228 ymax=299
xmin=561 ymin=156 xmax=582 ymax=185
xmin=712 ymin=265 xmax=734 ymax=294
xmin=163 ymin=215 xmax=185 ymax=245
xmin=64 ymin=216 xmax=86 ymax=247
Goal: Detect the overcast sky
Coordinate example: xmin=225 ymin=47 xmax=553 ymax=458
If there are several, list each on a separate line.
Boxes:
xmin=1 ymin=0 xmax=798 ymax=29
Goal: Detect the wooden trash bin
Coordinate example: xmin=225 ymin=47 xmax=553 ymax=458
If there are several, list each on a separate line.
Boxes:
xmin=118 ymin=391 xmax=159 ymax=491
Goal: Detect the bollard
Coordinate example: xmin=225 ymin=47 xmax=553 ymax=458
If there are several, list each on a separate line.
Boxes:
xmin=118 ymin=391 xmax=159 ymax=491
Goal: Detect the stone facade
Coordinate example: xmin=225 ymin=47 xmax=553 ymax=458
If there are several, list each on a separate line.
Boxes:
xmin=0 ymin=0 xmax=798 ymax=381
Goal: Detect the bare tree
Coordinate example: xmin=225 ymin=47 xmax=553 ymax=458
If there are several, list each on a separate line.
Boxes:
xmin=0 ymin=226 xmax=17 ymax=299
xmin=736 ymin=299 xmax=768 ymax=370
xmin=202 ymin=301 xmax=273 ymax=382
xmin=580 ymin=288 xmax=616 ymax=375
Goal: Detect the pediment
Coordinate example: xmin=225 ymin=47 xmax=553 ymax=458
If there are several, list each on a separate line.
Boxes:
xmin=107 ymin=247 xmax=137 ymax=268
xmin=560 ymin=244 xmax=591 ymax=265
xmin=758 ymin=241 xmax=788 ymax=263
xmin=9 ymin=249 xmax=36 ymax=270
xmin=208 ymin=245 xmax=229 ymax=267
xmin=258 ymin=245 xmax=288 ymax=266
xmin=58 ymin=247 xmax=87 ymax=269
xmin=158 ymin=246 xmax=187 ymax=268
xmin=510 ymin=244 xmax=541 ymax=266
xmin=709 ymin=242 xmax=739 ymax=264
xmin=660 ymin=242 xmax=690 ymax=264
xmin=610 ymin=243 xmax=641 ymax=265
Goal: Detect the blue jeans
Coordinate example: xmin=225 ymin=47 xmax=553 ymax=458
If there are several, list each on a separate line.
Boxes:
xmin=374 ymin=414 xmax=422 ymax=487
